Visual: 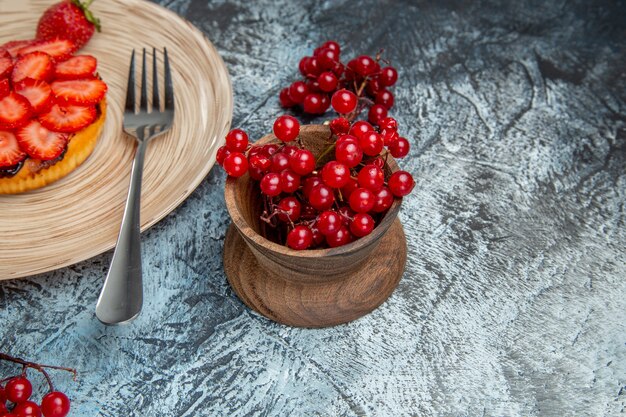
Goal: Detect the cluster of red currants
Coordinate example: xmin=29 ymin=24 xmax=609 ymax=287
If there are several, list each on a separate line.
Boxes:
xmin=0 ymin=354 xmax=72 ymax=417
xmin=216 ymin=113 xmax=415 ymax=250
xmin=279 ymin=40 xmax=398 ymax=119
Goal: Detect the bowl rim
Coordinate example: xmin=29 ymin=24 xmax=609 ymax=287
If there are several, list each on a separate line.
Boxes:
xmin=224 ymin=124 xmax=403 ymax=258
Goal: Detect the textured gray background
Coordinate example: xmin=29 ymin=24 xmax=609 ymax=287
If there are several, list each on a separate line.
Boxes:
xmin=1 ymin=0 xmax=625 ymax=416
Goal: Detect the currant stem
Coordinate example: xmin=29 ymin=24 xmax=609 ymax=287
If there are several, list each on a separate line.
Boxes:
xmin=0 ymin=353 xmax=78 ymax=390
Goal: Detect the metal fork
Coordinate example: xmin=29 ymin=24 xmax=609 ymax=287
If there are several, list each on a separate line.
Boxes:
xmin=96 ymin=48 xmax=174 ymax=325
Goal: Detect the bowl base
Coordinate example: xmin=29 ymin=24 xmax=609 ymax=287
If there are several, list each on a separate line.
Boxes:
xmin=223 ymin=219 xmax=407 ymax=328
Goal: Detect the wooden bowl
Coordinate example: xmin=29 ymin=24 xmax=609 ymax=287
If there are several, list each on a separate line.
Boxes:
xmin=223 ymin=124 xmax=407 ymax=327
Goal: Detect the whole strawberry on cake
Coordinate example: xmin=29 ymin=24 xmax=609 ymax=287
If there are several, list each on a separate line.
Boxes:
xmin=0 ymin=0 xmax=107 ymax=194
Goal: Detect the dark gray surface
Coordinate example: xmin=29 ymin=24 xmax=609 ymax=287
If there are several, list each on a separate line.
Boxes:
xmin=1 ymin=0 xmax=625 ymax=416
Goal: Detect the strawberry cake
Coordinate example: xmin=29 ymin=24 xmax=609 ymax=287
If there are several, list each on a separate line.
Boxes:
xmin=0 ymin=0 xmax=106 ymax=194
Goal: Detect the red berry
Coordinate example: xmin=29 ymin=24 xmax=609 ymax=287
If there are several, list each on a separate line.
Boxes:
xmin=340 ymin=177 xmax=359 ymax=200
xmin=366 ymin=77 xmax=382 ymax=96
xmin=316 ymin=210 xmax=342 ymax=236
xmin=277 ymin=196 xmax=301 ymax=222
xmin=321 ymin=40 xmax=340 ymax=54
xmin=279 ymin=87 xmax=295 ymax=108
xmin=348 ymin=120 xmax=373 ymax=139
xmin=350 ymin=213 xmax=375 ymax=237
xmin=388 ymin=171 xmax=415 ymax=197
xmin=372 ymin=186 xmax=394 ymax=213
xmin=286 ymin=225 xmax=313 ymax=250
xmin=41 ymin=391 xmax=70 ymax=417
xmin=289 ymin=148 xmax=315 ymax=175
xmin=319 ymin=94 xmax=331 ymax=113
xmin=317 ymin=71 xmax=338 ymax=92
xmin=354 ymin=55 xmax=378 ymax=77
xmin=308 ymin=184 xmax=335 ymax=211
xmin=326 ymin=225 xmax=353 ymax=248
xmin=302 ymin=175 xmax=322 ymax=198
xmin=303 ymin=93 xmax=324 ymax=114
xmin=13 ymin=400 xmax=41 ymax=417
xmin=298 ymin=57 xmax=310 ymax=77
xmin=270 ymin=152 xmax=290 ymax=172
xmin=263 ymin=143 xmax=279 ymax=156
xmin=279 ymin=169 xmax=300 ymax=193
xmin=379 ymin=66 xmax=398 ymax=86
xmin=248 ymin=165 xmax=265 ymax=181
xmin=249 ymin=153 xmax=271 ymax=171
xmin=379 ymin=116 xmax=398 ymax=131
xmin=358 ymin=131 xmax=384 ymax=156
xmin=372 ymin=156 xmax=385 ymax=169
xmin=389 ymin=136 xmax=410 ymax=158
xmin=329 ymin=117 xmax=350 ymax=135
xmin=216 ymin=145 xmax=230 ymax=166
xmin=349 ymin=187 xmax=375 ymax=213
xmin=222 ymin=152 xmax=248 ymax=177
xmin=303 ymin=56 xmax=322 ymax=77
xmin=225 ymin=128 xmax=248 ymax=152
xmin=300 ymin=202 xmax=317 ymax=219
xmin=317 ymin=48 xmax=340 ymax=70
xmin=335 ymin=140 xmax=363 ymax=168
xmin=273 ymin=115 xmax=300 ymax=142
xmin=368 ymin=104 xmax=388 ymax=125
xmin=310 ymin=225 xmax=325 ymax=247
xmin=336 ymin=134 xmax=358 ymax=147
xmin=281 ymin=145 xmax=299 ymax=158
xmin=337 ymin=206 xmax=355 ymax=226
xmin=357 ymin=164 xmax=384 ymax=191
xmin=321 ymin=161 xmax=350 ymax=188
xmin=288 ymin=81 xmax=309 ymax=104
xmin=381 ymin=128 xmax=399 ymax=146
xmin=5 ymin=376 xmax=32 ymax=403
xmin=260 ymin=172 xmax=282 ymax=196
xmin=375 ymin=89 xmax=394 ymax=109
xmin=331 ymin=89 xmax=357 ymax=114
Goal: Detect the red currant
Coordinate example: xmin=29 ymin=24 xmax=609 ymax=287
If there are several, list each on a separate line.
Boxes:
xmin=349 ymin=187 xmax=375 ymax=213
xmin=375 ymin=89 xmax=394 ymax=109
xmin=308 ymin=184 xmax=335 ymax=211
xmin=216 ymin=145 xmax=231 ymax=166
xmin=289 ymin=149 xmax=316 ymax=175
xmin=316 ymin=210 xmax=342 ymax=236
xmin=379 ymin=117 xmax=398 ymax=131
xmin=336 ymin=134 xmax=358 ymax=147
xmin=326 ymin=225 xmax=353 ymax=247
xmin=319 ymin=94 xmax=331 ymax=113
xmin=303 ymin=93 xmax=324 ymax=114
xmin=249 ymin=154 xmax=271 ymax=172
xmin=248 ymin=165 xmax=265 ymax=180
xmin=331 ymin=89 xmax=357 ymax=114
xmin=350 ymin=213 xmax=375 ymax=237
xmin=302 ymin=175 xmax=322 ymax=198
xmin=222 ymin=152 xmax=248 ymax=177
xmin=358 ymin=131 xmax=384 ymax=156
xmin=281 ymin=145 xmax=299 ymax=159
xmin=357 ymin=164 xmax=384 ymax=191
xmin=317 ymin=48 xmax=339 ymax=70
xmin=366 ymin=77 xmax=382 ymax=96
xmin=317 ymin=71 xmax=338 ymax=92
xmin=381 ymin=128 xmax=399 ymax=146
xmin=322 ymin=40 xmax=340 ymax=54
xmin=303 ymin=56 xmax=322 ymax=77
xmin=348 ymin=120 xmax=373 ymax=139
xmin=340 ymin=177 xmax=359 ymax=200
xmin=286 ymin=225 xmax=313 ymax=250
xmin=329 ymin=117 xmax=350 ymax=135
xmin=277 ymin=197 xmax=302 ymax=222
xmin=321 ymin=161 xmax=350 ymax=188
xmin=379 ymin=66 xmax=398 ymax=86
xmin=389 ymin=136 xmax=410 ymax=158
xmin=5 ymin=377 xmax=32 ymax=403
xmin=354 ymin=55 xmax=378 ymax=77
xmin=260 ymin=172 xmax=282 ymax=196
xmin=310 ymin=225 xmax=325 ymax=246
xmin=263 ymin=143 xmax=279 ymax=156
xmin=300 ymin=202 xmax=318 ymax=219
xmin=273 ymin=115 xmax=300 ymax=142
xmin=279 ymin=169 xmax=300 ymax=193
xmin=270 ymin=152 xmax=290 ymax=172
xmin=298 ymin=57 xmax=310 ymax=77
xmin=13 ymin=400 xmax=41 ymax=417
xmin=388 ymin=171 xmax=415 ymax=197
xmin=225 ymin=128 xmax=248 ymax=152
xmin=288 ymin=81 xmax=309 ymax=104
xmin=41 ymin=391 xmax=70 ymax=417
xmin=372 ymin=186 xmax=394 ymax=212
xmin=368 ymin=104 xmax=388 ymax=125
xmin=279 ymin=87 xmax=295 ymax=108
xmin=335 ymin=140 xmax=363 ymax=168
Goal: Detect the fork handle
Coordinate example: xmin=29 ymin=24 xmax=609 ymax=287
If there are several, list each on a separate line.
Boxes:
xmin=96 ymin=140 xmax=148 ymax=325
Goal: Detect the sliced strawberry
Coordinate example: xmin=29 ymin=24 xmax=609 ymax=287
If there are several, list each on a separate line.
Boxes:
xmin=39 ymin=103 xmax=96 ymax=133
xmin=16 ymin=120 xmax=68 ymax=160
xmin=12 ymin=52 xmax=54 ymax=83
xmin=18 ymin=38 xmax=76 ymax=62
xmin=0 ymin=92 xmax=33 ymax=129
xmin=51 ymin=78 xmax=107 ymax=105
xmin=0 ymin=130 xmax=27 ymax=167
xmin=54 ymin=55 xmax=97 ymax=80
xmin=0 ymin=40 xmax=36 ymax=58
xmin=0 ymin=79 xmax=9 ymax=98
xmin=14 ymin=79 xmax=53 ymax=114
xmin=0 ymin=51 xmax=13 ymax=79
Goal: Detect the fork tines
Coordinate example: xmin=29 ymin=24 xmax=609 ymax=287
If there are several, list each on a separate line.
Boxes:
xmin=125 ymin=47 xmax=174 ymax=115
